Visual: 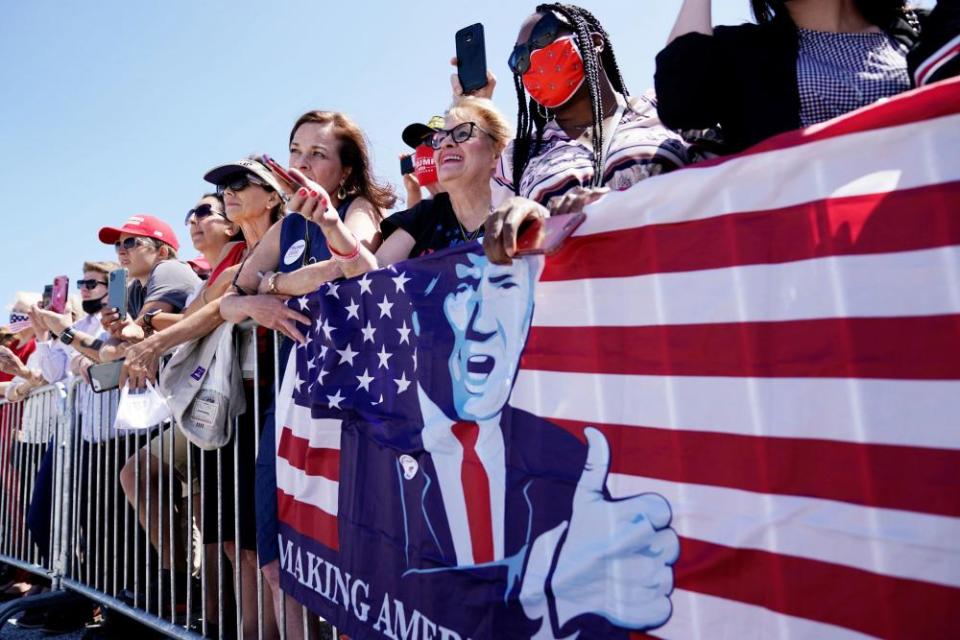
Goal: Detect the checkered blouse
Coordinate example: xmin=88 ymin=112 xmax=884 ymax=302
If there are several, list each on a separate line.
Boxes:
xmin=797 ymin=27 xmax=910 ymax=127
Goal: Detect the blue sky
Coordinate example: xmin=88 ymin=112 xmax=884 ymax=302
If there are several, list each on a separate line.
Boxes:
xmin=0 ymin=0 xmax=929 ymax=313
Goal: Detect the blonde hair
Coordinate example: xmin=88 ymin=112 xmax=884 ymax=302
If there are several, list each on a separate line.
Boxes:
xmin=446 ymin=96 xmax=513 ymax=157
xmin=83 ymin=260 xmax=120 ymax=277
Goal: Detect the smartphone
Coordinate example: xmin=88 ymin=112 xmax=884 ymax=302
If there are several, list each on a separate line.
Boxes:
xmin=515 ymin=212 xmax=586 ymax=256
xmin=41 ymin=285 xmax=53 ymax=310
xmin=108 ymin=268 xmax=128 ymax=321
xmin=89 ymin=360 xmax=123 ymax=393
xmin=400 ymin=154 xmax=415 ymax=176
xmin=50 ymin=275 xmax=69 ymax=314
xmin=262 ymin=154 xmax=305 ymax=190
xmin=456 ymin=23 xmax=488 ymax=94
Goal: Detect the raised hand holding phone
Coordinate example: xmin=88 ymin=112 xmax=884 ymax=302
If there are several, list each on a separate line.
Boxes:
xmin=284 ymin=168 xmax=339 ymax=228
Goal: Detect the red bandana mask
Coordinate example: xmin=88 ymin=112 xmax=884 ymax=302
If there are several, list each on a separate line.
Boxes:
xmin=522 ymin=35 xmax=585 ymax=109
xmin=414 ymin=144 xmax=438 ymax=187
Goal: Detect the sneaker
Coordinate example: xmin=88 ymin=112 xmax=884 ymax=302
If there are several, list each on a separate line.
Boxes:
xmin=41 ymin=606 xmax=90 ymax=635
xmin=14 ymin=607 xmax=48 ymax=629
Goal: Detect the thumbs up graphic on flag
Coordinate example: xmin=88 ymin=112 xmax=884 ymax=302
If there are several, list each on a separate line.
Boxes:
xmin=551 ymin=427 xmax=679 ymax=631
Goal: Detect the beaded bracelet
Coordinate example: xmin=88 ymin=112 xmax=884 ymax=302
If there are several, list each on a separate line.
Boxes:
xmin=327 ymin=237 xmax=361 ymax=263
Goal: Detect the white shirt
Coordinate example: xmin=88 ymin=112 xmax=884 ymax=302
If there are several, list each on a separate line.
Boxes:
xmin=34 ymin=313 xmax=115 ymax=442
xmin=419 ymin=385 xmax=506 ymax=565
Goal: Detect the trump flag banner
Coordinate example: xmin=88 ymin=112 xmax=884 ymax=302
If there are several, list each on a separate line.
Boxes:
xmin=275 ymin=78 xmax=960 ymax=639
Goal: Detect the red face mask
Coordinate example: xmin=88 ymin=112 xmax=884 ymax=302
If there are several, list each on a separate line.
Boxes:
xmin=414 ymin=144 xmax=438 ymax=187
xmin=522 ymin=36 xmax=585 ymax=109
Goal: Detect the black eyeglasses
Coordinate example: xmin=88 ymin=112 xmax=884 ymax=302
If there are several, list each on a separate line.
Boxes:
xmin=428 ymin=122 xmax=493 ymax=150
xmin=114 ymin=237 xmax=151 ymax=252
xmin=76 ymin=279 xmax=108 ymax=290
xmin=215 ymin=173 xmax=267 ymax=195
xmin=184 ymin=203 xmax=226 ymax=226
xmin=508 ymin=11 xmax=566 ymax=75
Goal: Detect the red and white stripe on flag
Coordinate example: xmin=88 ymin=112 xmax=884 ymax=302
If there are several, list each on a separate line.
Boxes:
xmin=517 ymin=78 xmax=960 ymax=639
xmin=275 ymin=77 xmax=960 ymax=638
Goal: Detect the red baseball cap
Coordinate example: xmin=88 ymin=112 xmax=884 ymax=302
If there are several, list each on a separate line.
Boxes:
xmin=98 ymin=214 xmax=180 ymax=252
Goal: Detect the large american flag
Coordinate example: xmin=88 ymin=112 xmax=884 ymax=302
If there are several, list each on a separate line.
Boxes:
xmin=275 ymin=77 xmax=960 ymax=639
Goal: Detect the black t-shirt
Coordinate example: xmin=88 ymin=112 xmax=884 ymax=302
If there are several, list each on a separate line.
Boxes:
xmin=380 ymin=193 xmax=484 ymax=259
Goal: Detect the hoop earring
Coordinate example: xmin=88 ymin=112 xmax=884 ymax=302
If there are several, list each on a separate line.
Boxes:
xmin=536 ymin=102 xmax=552 ymax=120
xmin=337 ymin=184 xmax=347 ymax=201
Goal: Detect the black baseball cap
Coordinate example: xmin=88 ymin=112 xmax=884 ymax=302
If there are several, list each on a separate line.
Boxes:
xmin=401 ymin=115 xmax=445 ymax=149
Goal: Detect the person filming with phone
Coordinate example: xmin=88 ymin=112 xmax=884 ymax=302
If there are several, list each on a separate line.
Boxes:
xmin=95 ymin=214 xmax=199 ymax=359
xmin=451 ymin=5 xmax=690 ymax=265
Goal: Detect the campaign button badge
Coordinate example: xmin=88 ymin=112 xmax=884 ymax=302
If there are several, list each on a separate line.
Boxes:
xmin=284 ymin=239 xmax=306 ymax=265
xmin=399 ymin=454 xmax=418 ymax=480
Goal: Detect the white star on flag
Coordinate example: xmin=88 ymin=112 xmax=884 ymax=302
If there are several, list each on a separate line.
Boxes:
xmin=394 ymin=372 xmax=411 ymax=393
xmin=358 ymin=273 xmax=373 ymax=295
xmin=376 ymin=345 xmax=393 ymax=369
xmin=320 ymin=319 xmax=335 ymax=341
xmin=298 ymin=296 xmax=310 ymax=311
xmin=326 ymin=389 xmax=345 ymax=410
xmin=397 ymin=321 xmax=411 ymax=345
xmin=316 ymin=366 xmax=329 ymax=385
xmin=356 ymin=369 xmax=374 ymax=392
xmin=326 ymin=282 xmax=340 ymax=299
xmin=337 ymin=343 xmax=359 ymax=366
xmin=392 ymin=271 xmax=411 ymax=293
xmin=361 ymin=321 xmax=377 ymax=343
xmin=345 ymin=298 xmax=360 ymax=320
xmin=377 ymin=295 xmax=394 ymax=319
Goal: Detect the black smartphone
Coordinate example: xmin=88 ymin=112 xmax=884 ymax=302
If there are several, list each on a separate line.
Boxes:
xmin=108 ymin=268 xmax=128 ymax=321
xmin=89 ymin=360 xmax=123 ymax=393
xmin=456 ymin=23 xmax=488 ymax=94
xmin=41 ymin=285 xmax=53 ymax=310
xmin=400 ymin=154 xmax=415 ymax=176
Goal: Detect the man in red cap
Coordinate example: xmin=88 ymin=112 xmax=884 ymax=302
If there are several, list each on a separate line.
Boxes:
xmin=95 ymin=214 xmax=199 ymax=355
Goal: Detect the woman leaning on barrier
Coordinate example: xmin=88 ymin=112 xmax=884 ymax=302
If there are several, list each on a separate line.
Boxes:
xmin=117 ymin=168 xmax=284 ymax=636
xmin=655 ymin=0 xmax=927 ymax=154
xmin=219 ymin=109 xmax=394 ymax=640
xmin=316 ymin=96 xmax=512 ymax=270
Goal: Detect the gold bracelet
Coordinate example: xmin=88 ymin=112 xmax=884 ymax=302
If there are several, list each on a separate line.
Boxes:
xmin=267 ymin=271 xmax=282 ymax=295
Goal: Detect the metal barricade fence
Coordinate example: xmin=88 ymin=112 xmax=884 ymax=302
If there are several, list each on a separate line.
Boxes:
xmin=0 ymin=384 xmax=63 ymax=580
xmin=0 ymin=327 xmax=334 ymax=640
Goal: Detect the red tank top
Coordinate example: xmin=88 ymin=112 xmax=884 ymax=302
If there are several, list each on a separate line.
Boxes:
xmin=208 ymin=242 xmax=247 ymax=286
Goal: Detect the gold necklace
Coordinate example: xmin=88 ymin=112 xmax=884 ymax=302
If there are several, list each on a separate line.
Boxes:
xmin=458 ymin=219 xmax=483 ymax=242
xmin=456 ymin=206 xmax=493 ymax=242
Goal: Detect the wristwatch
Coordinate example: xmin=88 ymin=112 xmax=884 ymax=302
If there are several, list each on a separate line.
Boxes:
xmin=142 ymin=308 xmax=162 ymax=330
xmin=59 ymin=327 xmax=77 ymax=346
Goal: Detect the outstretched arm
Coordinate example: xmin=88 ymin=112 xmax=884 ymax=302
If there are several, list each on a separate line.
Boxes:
xmin=667 ymin=0 xmax=713 ymax=43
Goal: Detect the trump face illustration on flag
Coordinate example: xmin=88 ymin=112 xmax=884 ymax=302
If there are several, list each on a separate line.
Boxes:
xmin=297 ymin=247 xmax=680 ymax=639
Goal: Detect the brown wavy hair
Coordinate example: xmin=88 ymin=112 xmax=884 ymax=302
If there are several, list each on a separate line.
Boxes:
xmin=289 ymin=111 xmax=396 ymax=217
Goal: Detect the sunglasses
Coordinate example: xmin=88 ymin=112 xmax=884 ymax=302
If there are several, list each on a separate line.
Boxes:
xmin=216 ymin=172 xmax=268 ymax=195
xmin=113 ymin=237 xmax=153 ymax=252
xmin=184 ymin=203 xmax=226 ymax=226
xmin=508 ymin=11 xmax=566 ymax=75
xmin=428 ymin=122 xmax=493 ymax=150
xmin=76 ymin=279 xmax=108 ymax=290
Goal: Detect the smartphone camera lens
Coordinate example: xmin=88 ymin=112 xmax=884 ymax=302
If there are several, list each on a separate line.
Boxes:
xmin=466 ymin=34 xmax=473 ymax=42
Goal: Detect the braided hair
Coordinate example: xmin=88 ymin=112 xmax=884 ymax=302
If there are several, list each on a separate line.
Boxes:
xmin=511 ymin=3 xmax=629 ymax=193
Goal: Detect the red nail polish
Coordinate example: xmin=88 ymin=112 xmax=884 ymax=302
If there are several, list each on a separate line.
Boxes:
xmin=310 ymin=190 xmax=319 ymax=198
xmin=298 ymin=188 xmax=307 ymax=196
